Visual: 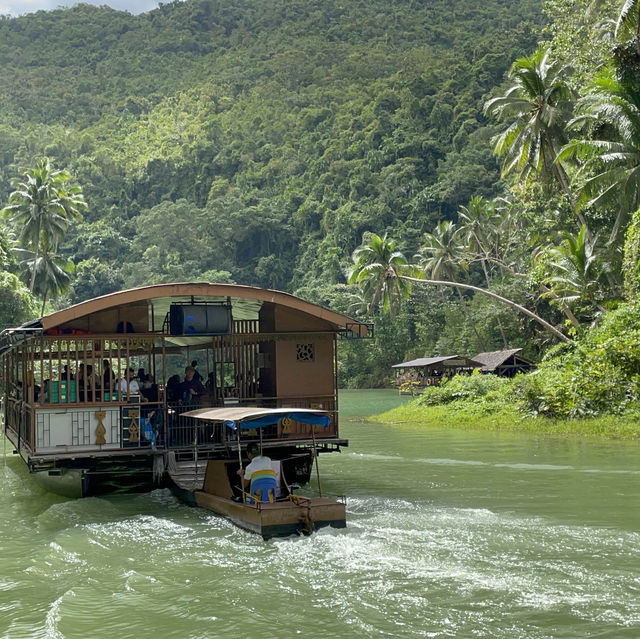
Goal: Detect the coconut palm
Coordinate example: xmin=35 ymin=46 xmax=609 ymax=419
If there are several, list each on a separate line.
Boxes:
xmin=347 ymin=233 xmax=412 ymax=318
xmin=2 ymin=159 xmax=86 ymax=292
xmin=484 ymin=48 xmax=574 ymax=194
xmin=351 ymin=228 xmax=570 ymax=343
xmin=14 ymin=246 xmax=74 ymax=316
xmin=458 ymin=196 xmax=497 ymax=286
xmin=616 ymin=0 xmax=640 ymax=48
xmin=416 ymin=221 xmax=486 ymax=349
xmin=540 ymin=225 xmax=610 ymax=315
xmin=559 ymin=70 xmax=640 ymax=243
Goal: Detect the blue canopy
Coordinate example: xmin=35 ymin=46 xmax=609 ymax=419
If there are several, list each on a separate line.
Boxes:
xmin=224 ymin=411 xmax=330 ymax=431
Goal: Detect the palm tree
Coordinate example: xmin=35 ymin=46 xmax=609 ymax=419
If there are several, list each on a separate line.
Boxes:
xmin=458 ymin=196 xmax=496 ymax=286
xmin=347 ymin=233 xmax=412 ymax=318
xmin=399 ymin=273 xmax=571 ymax=343
xmin=14 ymin=246 xmax=74 ymax=316
xmin=352 ymin=230 xmax=571 ymax=343
xmin=539 ymin=225 xmax=610 ymax=315
xmin=616 ymin=0 xmax=640 ymax=50
xmin=485 ymin=48 xmax=574 ymax=189
xmin=2 ymin=159 xmax=87 ymax=292
xmin=458 ymin=197 xmax=513 ymax=346
xmin=416 ymin=221 xmax=486 ymax=349
xmin=484 ymin=48 xmax=589 ymax=232
xmin=559 ymin=70 xmax=640 ymax=243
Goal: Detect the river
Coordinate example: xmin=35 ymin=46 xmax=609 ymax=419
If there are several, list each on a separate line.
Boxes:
xmin=1 ymin=390 xmax=639 ymax=638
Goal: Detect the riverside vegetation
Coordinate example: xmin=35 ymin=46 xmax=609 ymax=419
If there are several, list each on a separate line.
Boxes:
xmin=2 ymin=0 xmax=640 ymax=432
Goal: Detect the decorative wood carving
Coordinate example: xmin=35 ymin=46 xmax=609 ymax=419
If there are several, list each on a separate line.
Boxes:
xmin=280 ymin=416 xmax=292 ymax=434
xmin=95 ymin=410 xmax=107 ymax=444
xmin=128 ymin=409 xmax=140 ymax=443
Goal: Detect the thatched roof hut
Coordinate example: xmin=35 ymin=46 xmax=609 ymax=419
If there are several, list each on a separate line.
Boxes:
xmin=472 ymin=348 xmax=535 ymax=377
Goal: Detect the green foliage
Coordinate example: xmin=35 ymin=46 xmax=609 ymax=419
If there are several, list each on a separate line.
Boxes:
xmin=622 ymin=206 xmax=640 ymax=299
xmin=405 ymin=299 xmax=640 ymax=419
xmin=370 ymin=401 xmax=640 ymax=439
xmin=0 ymin=271 xmax=38 ymax=330
xmin=71 ymin=258 xmax=124 ymax=304
xmin=415 ymin=372 xmax=514 ymax=410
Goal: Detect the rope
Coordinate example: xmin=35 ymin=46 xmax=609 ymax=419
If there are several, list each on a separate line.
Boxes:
xmin=289 ymin=495 xmax=314 ymax=534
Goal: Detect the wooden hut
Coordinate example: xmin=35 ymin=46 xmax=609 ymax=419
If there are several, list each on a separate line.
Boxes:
xmin=392 ymin=355 xmax=483 ymax=391
xmin=472 ymin=348 xmax=535 ymax=377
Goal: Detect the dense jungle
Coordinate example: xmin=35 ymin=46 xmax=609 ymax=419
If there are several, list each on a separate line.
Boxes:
xmin=1 ymin=0 xmax=640 ymax=420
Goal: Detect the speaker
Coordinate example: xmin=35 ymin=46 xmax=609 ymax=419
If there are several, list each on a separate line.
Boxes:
xmin=169 ymin=305 xmax=231 ymax=335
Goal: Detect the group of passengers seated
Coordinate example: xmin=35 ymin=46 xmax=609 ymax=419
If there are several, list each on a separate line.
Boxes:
xmin=166 ymin=362 xmax=206 ymax=406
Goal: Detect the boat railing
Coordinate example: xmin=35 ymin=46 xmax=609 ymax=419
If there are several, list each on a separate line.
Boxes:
xmin=4 ymin=396 xmax=34 ymax=453
xmin=6 ymin=393 xmax=339 ymax=457
xmin=165 ymin=395 xmax=338 ymax=452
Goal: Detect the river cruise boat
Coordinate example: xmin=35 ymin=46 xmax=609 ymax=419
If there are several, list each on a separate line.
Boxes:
xmin=0 ymin=283 xmax=370 ymax=499
xmin=172 ymin=406 xmax=347 ymax=539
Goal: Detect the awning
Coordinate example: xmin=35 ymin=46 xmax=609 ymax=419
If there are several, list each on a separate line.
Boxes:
xmin=181 ymin=406 xmax=331 ymax=430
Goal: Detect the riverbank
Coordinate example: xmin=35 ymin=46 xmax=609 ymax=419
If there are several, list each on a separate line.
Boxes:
xmin=370 ymin=401 xmax=640 ymax=440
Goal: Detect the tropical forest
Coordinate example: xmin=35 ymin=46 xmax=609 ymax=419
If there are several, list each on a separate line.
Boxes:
xmin=2 ymin=0 xmax=640 ymax=432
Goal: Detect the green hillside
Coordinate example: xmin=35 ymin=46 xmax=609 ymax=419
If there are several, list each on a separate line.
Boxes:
xmin=0 ymin=0 xmax=541 ymax=295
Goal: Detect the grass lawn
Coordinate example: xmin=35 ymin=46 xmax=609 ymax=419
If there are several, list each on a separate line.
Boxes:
xmin=371 ymin=402 xmax=640 ymax=440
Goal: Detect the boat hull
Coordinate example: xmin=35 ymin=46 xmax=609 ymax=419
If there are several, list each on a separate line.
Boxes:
xmin=194 ymin=491 xmax=346 ymax=539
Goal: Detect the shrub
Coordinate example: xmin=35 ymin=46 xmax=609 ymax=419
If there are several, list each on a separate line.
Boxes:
xmin=415 ymin=372 xmax=513 ymax=407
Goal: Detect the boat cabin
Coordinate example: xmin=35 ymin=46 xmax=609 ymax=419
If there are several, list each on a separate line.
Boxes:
xmin=0 ymin=282 xmax=369 ymax=496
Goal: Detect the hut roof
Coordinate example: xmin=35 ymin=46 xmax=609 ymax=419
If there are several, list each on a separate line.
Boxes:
xmin=472 ymin=348 xmax=534 ymax=371
xmin=392 ymin=355 xmax=483 ymax=369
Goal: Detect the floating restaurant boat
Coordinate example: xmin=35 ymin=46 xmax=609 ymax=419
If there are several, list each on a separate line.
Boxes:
xmin=0 ymin=283 xmax=371 ymax=500
xmin=172 ymin=406 xmax=347 ymax=539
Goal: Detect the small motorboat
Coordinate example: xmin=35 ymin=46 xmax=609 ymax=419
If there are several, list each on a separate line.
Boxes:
xmin=172 ymin=407 xmax=347 ymax=539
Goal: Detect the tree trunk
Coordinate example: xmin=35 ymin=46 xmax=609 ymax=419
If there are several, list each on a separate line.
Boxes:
xmin=400 ymin=275 xmax=571 ymax=343
xmin=40 ymin=287 xmax=48 ymax=317
xmin=29 ymin=250 xmax=38 ymax=293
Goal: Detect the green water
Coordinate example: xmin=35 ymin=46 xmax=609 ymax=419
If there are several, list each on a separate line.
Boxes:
xmin=2 ymin=390 xmax=639 ymax=638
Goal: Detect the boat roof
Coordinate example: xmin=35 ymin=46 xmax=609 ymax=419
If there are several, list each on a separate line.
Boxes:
xmin=182 ymin=406 xmax=331 ymax=429
xmin=20 ymin=282 xmax=368 ymax=335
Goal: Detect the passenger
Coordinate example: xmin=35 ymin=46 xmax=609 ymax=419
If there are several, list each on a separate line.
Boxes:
xmin=190 ymin=360 xmax=203 ymax=383
xmin=137 ymin=368 xmax=146 ymax=383
xmin=166 ymin=374 xmax=182 ymax=403
xmin=141 ymin=374 xmax=158 ymax=402
xmin=120 ymin=367 xmax=148 ymax=402
xmin=77 ymin=363 xmax=94 ymax=402
xmin=180 ymin=366 xmax=206 ymax=404
xmin=62 ymin=364 xmax=75 ymax=380
xmin=102 ymin=360 xmax=115 ymax=390
xmin=85 ymin=364 xmax=96 ymax=401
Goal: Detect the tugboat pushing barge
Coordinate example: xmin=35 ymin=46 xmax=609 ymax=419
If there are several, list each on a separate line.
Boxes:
xmin=0 ymin=283 xmax=370 ymax=537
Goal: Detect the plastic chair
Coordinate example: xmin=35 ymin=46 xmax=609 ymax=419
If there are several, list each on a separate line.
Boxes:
xmin=247 ymin=469 xmax=277 ymax=504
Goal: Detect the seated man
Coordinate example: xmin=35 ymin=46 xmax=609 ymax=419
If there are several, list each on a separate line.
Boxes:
xmin=180 ymin=366 xmax=206 ymax=405
xmin=119 ymin=367 xmax=148 ymax=402
xmin=236 ymin=442 xmax=277 ymax=503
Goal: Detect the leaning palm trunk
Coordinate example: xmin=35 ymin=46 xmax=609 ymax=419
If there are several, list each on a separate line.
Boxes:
xmin=400 ymin=275 xmax=571 ymax=343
